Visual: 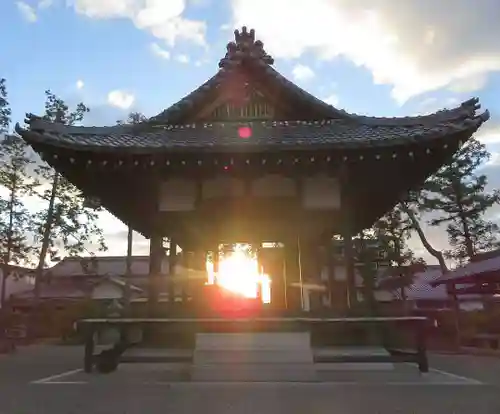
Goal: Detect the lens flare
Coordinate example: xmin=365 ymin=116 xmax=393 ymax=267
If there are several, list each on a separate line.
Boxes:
xmin=206 ymin=249 xmax=270 ymax=303
xmin=238 ymin=126 xmax=252 ymax=139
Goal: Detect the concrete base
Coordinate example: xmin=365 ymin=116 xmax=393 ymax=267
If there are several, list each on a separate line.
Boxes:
xmin=315 ymin=347 xmax=395 ymax=371
xmin=195 ymin=333 xmax=312 ymax=351
xmin=191 ymin=333 xmax=317 ymax=382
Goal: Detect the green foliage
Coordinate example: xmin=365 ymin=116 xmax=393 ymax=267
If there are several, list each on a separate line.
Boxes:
xmin=32 ymin=175 xmax=107 ymax=257
xmin=0 ymin=79 xmax=11 ymax=134
xmin=372 ymin=205 xmax=426 ymax=296
xmin=0 ymin=135 xmax=38 ymax=265
xmin=116 ymin=111 xmax=147 ymax=125
xmin=32 ymin=91 xmax=106 ymax=266
xmin=420 ymin=138 xmax=500 ymax=263
xmin=0 ymin=80 xmax=38 ymax=305
xmin=354 ymin=231 xmax=382 ymax=314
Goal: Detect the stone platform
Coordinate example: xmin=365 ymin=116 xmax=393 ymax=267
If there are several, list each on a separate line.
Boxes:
xmin=315 ymin=347 xmax=395 ymax=371
xmin=191 ymin=333 xmax=317 ymax=382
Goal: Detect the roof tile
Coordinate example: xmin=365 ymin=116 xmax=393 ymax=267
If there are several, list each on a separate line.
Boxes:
xmin=18 ymin=116 xmax=486 ymax=153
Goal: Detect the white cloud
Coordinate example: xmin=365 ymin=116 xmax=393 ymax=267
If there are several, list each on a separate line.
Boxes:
xmin=16 ymin=1 xmax=37 ymax=22
xmin=38 ymin=0 xmax=53 ymax=8
xmin=175 ymin=54 xmax=190 ymax=64
xmin=476 ymin=123 xmax=500 ymax=145
xmin=414 ymin=96 xmax=460 ymax=115
xmin=448 ymin=73 xmax=489 ymax=93
xmin=485 ymin=152 xmax=500 ymax=167
xmin=323 ymin=94 xmax=340 ymax=106
xmin=188 ymin=0 xmax=210 ymax=7
xmin=71 ymin=0 xmax=206 ymax=47
xmin=229 ymin=0 xmax=500 ymax=103
xmin=291 ymin=64 xmax=315 ymax=82
xmin=107 ymin=90 xmax=135 ymax=110
xmin=150 ymin=42 xmax=171 ymax=60
xmin=76 ymin=79 xmax=84 ymax=89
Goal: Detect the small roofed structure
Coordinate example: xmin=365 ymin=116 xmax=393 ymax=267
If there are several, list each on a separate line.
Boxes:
xmin=380 ymin=265 xmax=484 ymax=310
xmin=16 ymin=27 xmax=490 ymax=312
xmin=430 ymin=249 xmax=500 ymax=296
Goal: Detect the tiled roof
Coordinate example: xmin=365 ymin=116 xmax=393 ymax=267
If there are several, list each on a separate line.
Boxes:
xmin=10 ymin=275 xmax=143 ymax=300
xmin=391 ymin=266 xmax=446 ymax=300
xmin=431 ymin=250 xmax=500 ymax=286
xmin=149 ymin=27 xmax=488 ymax=128
xmin=17 ymin=110 xmax=488 ymax=154
xmin=15 ymin=27 xmax=489 ymax=153
xmin=11 ymin=284 xmax=87 ymax=300
xmin=386 ymin=266 xmax=481 ymax=301
xmin=44 ymin=255 xmax=170 ymax=277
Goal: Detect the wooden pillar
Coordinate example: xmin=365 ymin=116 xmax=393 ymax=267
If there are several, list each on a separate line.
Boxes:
xmin=343 ymin=220 xmax=357 ymax=309
xmin=340 ymin=164 xmax=357 ymax=310
xmin=284 ymin=236 xmax=300 ymax=311
xmin=326 ymin=240 xmax=336 ymax=308
xmin=168 ymin=238 xmax=177 ymax=304
xmin=148 ymin=232 xmax=163 ymax=315
xmin=254 ymin=243 xmax=262 ymax=303
xmin=212 ymin=244 xmax=220 ymax=274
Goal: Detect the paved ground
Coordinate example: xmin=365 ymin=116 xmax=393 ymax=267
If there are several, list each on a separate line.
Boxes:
xmin=1 ymin=345 xmax=500 ymax=414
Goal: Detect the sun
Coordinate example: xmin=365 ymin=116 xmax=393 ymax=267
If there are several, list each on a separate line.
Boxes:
xmin=206 ymin=248 xmax=271 ymax=303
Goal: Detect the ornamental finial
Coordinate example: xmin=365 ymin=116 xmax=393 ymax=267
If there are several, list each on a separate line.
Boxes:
xmin=219 ymin=26 xmax=274 ymax=69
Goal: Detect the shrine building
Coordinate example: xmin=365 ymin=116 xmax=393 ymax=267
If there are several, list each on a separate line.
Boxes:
xmin=17 ymin=27 xmax=489 ymax=313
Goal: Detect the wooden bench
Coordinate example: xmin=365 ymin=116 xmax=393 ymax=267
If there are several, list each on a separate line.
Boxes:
xmin=77 ymin=316 xmax=429 ymax=374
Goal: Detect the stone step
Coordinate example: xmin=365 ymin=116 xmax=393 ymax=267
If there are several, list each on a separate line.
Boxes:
xmin=316 ymin=362 xmax=394 ymax=371
xmin=195 ymin=332 xmax=311 ymax=351
xmin=314 ymin=347 xmax=394 ymax=371
xmin=193 ymin=350 xmax=314 ymax=364
xmin=315 ymin=347 xmax=392 ymax=357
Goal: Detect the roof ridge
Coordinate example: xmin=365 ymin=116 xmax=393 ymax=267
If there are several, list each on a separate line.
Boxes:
xmin=349 ymin=98 xmax=487 ymax=126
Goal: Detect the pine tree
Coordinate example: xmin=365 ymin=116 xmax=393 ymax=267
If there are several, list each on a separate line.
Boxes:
xmin=0 ymin=79 xmax=37 ymax=306
xmin=399 ymin=198 xmax=449 ymax=274
xmin=373 ymin=206 xmax=424 ymax=301
xmin=0 ymin=79 xmax=10 ymax=134
xmin=420 ymin=138 xmax=500 ymax=264
xmin=116 ymin=112 xmax=147 ymax=309
xmin=32 ymin=91 xmax=108 ymax=299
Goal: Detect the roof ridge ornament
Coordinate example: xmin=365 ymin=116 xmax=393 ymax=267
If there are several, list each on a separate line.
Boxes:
xmin=219 ymin=26 xmax=274 ymax=69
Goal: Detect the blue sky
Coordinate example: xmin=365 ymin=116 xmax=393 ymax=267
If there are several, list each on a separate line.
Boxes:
xmin=2 ymin=0 xmax=500 ymax=261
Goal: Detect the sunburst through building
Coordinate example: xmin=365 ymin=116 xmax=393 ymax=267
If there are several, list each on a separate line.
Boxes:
xmin=206 ymin=245 xmax=271 ymax=304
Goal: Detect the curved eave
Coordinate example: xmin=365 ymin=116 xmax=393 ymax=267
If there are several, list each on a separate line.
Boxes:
xmin=431 ymin=264 xmax=500 ymax=287
xmin=21 ymin=97 xmax=489 ymax=144
xmin=16 ymin=112 xmax=487 ymax=155
xmin=431 ymin=273 xmax=498 ymax=287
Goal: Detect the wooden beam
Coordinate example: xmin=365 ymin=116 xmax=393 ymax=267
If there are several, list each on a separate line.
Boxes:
xmin=148 ymin=232 xmax=163 ymax=314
